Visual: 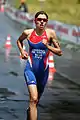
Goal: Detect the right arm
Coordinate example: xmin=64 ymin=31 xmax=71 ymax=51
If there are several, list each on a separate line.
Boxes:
xmin=17 ymin=30 xmax=28 ymax=59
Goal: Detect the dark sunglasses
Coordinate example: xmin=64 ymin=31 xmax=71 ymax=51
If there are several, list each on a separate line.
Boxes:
xmin=36 ymin=18 xmax=48 ymax=22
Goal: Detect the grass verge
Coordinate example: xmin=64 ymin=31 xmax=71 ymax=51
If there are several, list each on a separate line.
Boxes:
xmin=11 ymin=0 xmax=80 ymax=26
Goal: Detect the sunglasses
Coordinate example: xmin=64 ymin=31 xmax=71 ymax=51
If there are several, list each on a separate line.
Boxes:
xmin=36 ymin=18 xmax=48 ymax=22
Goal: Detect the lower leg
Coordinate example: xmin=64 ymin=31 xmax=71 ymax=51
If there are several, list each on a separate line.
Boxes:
xmin=27 ymin=85 xmax=38 ymax=120
xmin=29 ymin=100 xmax=38 ymax=120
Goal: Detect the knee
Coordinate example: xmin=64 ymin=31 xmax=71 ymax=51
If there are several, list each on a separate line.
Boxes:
xmin=30 ymin=96 xmax=38 ymax=105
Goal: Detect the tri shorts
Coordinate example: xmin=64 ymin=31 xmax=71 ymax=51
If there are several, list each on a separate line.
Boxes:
xmin=24 ymin=60 xmax=49 ymax=97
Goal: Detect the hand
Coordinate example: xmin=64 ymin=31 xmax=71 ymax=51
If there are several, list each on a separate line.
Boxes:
xmin=42 ymin=39 xmax=48 ymax=47
xmin=20 ymin=50 xmax=28 ymax=59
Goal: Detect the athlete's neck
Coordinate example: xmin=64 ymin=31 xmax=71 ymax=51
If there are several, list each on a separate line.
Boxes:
xmin=35 ymin=28 xmax=45 ymax=36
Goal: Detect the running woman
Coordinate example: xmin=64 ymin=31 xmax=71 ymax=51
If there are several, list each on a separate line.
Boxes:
xmin=17 ymin=11 xmax=62 ymax=120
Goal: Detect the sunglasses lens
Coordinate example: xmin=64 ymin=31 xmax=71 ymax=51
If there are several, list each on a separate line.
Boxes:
xmin=36 ymin=18 xmax=47 ymax=22
xmin=37 ymin=18 xmax=42 ymax=21
xmin=44 ymin=19 xmax=48 ymax=22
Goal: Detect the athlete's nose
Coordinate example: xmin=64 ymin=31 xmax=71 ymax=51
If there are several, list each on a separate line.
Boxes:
xmin=41 ymin=19 xmax=44 ymax=22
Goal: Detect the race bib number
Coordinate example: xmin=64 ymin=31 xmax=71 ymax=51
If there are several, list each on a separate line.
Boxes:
xmin=32 ymin=49 xmax=46 ymax=59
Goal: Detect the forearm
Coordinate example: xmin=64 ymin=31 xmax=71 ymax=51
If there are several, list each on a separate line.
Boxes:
xmin=17 ymin=31 xmax=27 ymax=54
xmin=17 ymin=40 xmax=24 ymax=54
xmin=47 ymin=44 xmax=62 ymax=56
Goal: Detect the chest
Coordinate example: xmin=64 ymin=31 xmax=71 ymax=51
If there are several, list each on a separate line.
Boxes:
xmin=30 ymin=33 xmax=48 ymax=44
xmin=28 ymin=31 xmax=49 ymax=49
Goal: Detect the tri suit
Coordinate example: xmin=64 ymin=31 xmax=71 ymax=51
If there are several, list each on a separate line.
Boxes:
xmin=24 ymin=30 xmax=50 ymax=97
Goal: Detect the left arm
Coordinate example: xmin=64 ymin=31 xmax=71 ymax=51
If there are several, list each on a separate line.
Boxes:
xmin=47 ymin=44 xmax=62 ymax=56
xmin=42 ymin=30 xmax=62 ymax=56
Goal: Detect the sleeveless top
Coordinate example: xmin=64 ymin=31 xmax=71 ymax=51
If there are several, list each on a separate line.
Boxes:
xmin=27 ymin=30 xmax=50 ymax=75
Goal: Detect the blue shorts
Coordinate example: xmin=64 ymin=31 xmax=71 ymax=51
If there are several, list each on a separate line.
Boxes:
xmin=24 ymin=61 xmax=49 ymax=97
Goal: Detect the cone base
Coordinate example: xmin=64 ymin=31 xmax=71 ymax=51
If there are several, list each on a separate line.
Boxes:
xmin=4 ymin=44 xmax=12 ymax=48
xmin=0 ymin=5 xmax=4 ymax=12
xmin=49 ymin=68 xmax=56 ymax=73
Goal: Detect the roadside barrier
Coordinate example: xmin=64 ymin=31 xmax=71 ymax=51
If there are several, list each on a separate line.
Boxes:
xmin=4 ymin=3 xmax=80 ymax=45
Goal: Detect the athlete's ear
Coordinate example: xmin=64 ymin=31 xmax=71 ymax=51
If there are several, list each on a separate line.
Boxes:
xmin=34 ymin=19 xmax=37 ymax=24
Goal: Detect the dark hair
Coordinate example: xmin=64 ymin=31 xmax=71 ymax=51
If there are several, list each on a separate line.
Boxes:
xmin=35 ymin=11 xmax=48 ymax=19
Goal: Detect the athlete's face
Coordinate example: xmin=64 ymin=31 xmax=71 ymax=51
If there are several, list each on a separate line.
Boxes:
xmin=35 ymin=14 xmax=48 ymax=30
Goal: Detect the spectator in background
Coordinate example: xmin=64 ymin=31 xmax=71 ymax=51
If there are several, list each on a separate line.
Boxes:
xmin=18 ymin=0 xmax=28 ymax=13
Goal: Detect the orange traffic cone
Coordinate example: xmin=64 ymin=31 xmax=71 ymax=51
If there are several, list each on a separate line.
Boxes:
xmin=4 ymin=34 xmax=12 ymax=48
xmin=48 ymin=52 xmax=56 ymax=73
xmin=48 ymin=52 xmax=56 ymax=81
xmin=0 ymin=4 xmax=4 ymax=12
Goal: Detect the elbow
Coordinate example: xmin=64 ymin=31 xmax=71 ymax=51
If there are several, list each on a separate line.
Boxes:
xmin=17 ymin=40 xmax=20 ymax=46
xmin=17 ymin=39 xmax=19 ymax=43
xmin=16 ymin=40 xmax=18 ymax=45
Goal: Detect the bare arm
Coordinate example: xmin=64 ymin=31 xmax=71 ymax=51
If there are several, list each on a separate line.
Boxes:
xmin=42 ymin=30 xmax=62 ymax=56
xmin=47 ymin=43 xmax=62 ymax=56
xmin=17 ymin=30 xmax=28 ymax=59
xmin=49 ymin=30 xmax=62 ymax=56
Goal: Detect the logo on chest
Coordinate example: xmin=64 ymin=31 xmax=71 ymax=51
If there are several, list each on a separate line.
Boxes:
xmin=32 ymin=49 xmax=46 ymax=59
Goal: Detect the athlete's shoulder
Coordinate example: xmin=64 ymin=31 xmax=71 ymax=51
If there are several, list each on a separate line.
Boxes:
xmin=46 ymin=28 xmax=56 ymax=34
xmin=23 ymin=29 xmax=34 ymax=35
xmin=45 ymin=28 xmax=56 ymax=39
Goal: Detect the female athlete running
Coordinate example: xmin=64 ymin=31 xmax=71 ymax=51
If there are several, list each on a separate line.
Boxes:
xmin=17 ymin=11 xmax=62 ymax=120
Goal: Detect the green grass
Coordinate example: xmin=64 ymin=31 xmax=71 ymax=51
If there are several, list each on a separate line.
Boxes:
xmin=12 ymin=0 xmax=80 ymax=25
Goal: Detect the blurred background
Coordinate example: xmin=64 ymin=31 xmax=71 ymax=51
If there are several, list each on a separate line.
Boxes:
xmin=0 ymin=0 xmax=80 ymax=120
xmin=8 ymin=0 xmax=80 ymax=25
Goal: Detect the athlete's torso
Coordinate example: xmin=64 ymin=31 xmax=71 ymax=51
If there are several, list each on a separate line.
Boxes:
xmin=27 ymin=30 xmax=50 ymax=76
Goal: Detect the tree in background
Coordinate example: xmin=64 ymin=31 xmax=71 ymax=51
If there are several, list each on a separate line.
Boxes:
xmin=77 ymin=0 xmax=80 ymax=3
